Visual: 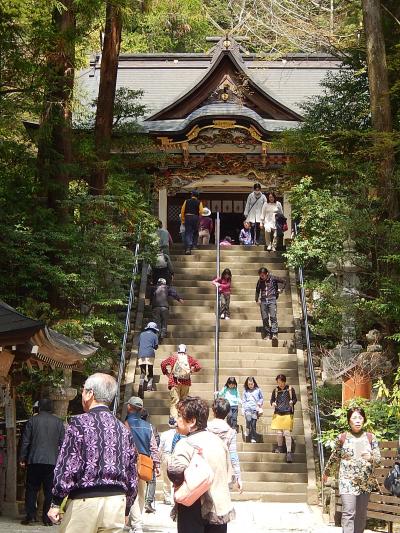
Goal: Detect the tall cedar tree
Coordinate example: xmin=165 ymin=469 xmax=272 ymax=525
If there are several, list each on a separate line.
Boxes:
xmin=36 ymin=0 xmax=75 ymax=215
xmin=90 ymin=2 xmax=122 ymax=195
xmin=362 ymin=0 xmax=399 ymax=218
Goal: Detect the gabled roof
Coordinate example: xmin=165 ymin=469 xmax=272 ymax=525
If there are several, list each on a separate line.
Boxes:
xmin=147 ymin=37 xmax=303 ymax=122
xmin=0 ymin=301 xmax=97 ymax=369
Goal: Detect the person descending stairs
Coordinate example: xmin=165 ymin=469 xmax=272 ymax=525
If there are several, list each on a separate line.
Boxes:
xmin=136 ymin=243 xmax=309 ymax=503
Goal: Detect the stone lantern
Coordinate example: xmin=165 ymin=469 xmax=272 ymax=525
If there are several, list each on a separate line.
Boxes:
xmin=322 ymin=238 xmax=364 ymax=383
xmin=48 ymin=369 xmax=77 ymax=418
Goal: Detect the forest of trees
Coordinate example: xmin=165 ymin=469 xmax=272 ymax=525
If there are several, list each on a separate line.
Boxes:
xmin=1 ymin=0 xmax=399 ymax=378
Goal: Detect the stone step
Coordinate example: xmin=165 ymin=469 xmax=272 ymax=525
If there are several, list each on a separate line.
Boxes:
xmin=239 ymin=462 xmax=307 ymax=473
xmin=172 ymin=269 xmax=288 ymax=277
xmin=241 ymin=472 xmax=307 ymax=483
xmin=158 ymin=330 xmax=295 ymax=339
xmin=237 ymin=451 xmax=306 ymax=462
xmin=167 ymin=318 xmax=295 ymax=326
xmin=151 ymin=358 xmax=299 ymax=368
xmin=230 ymin=492 xmax=307 ymax=503
xmin=239 ymin=481 xmax=307 ymax=493
xmin=157 ymin=336 xmax=294 ymax=345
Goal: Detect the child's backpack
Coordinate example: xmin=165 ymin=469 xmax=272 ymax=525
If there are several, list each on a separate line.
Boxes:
xmin=172 ymin=352 xmax=191 ymax=379
xmin=155 ymin=252 xmax=168 ymax=269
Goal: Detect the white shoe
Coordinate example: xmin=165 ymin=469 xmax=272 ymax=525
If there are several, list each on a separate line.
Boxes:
xmin=271 ymin=246 xmax=276 ymax=252
xmin=267 ymin=244 xmax=272 ymax=251
xmin=220 ymin=313 xmax=225 ymax=319
xmin=225 ymin=316 xmax=230 ymax=320
xmin=251 ymin=439 xmax=257 ymax=443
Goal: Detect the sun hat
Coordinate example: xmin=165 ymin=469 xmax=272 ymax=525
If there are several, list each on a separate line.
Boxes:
xmin=145 ymin=322 xmax=159 ymax=332
xmin=178 ymin=344 xmax=187 ymax=353
xmin=202 ymin=207 xmax=211 ymax=216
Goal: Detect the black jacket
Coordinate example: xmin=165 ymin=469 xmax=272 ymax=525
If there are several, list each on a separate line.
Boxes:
xmin=19 ymin=411 xmax=65 ymax=465
xmin=270 ymin=385 xmax=298 ymax=415
xmin=151 ymin=285 xmax=181 ymax=308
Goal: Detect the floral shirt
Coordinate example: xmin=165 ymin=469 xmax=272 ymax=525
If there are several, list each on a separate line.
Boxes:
xmin=52 ymin=406 xmax=138 ymax=514
xmin=324 ymin=431 xmax=381 ymax=495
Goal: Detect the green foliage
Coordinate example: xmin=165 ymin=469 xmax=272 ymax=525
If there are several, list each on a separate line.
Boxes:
xmin=15 ymin=366 xmax=65 ymax=415
xmin=321 ymin=397 xmax=400 ymax=450
xmin=284 ymin=177 xmax=349 ymax=270
xmin=121 ymin=0 xmax=214 ymax=53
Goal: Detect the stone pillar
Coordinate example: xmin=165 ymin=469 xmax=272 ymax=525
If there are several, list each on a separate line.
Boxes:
xmin=49 ymin=370 xmax=77 ymax=419
xmin=158 ymin=188 xmax=168 ymax=229
xmin=283 ymin=192 xmax=292 ymax=242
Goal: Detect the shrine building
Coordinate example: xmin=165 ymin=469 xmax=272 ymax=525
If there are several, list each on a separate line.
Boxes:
xmin=79 ymin=36 xmax=341 ymax=240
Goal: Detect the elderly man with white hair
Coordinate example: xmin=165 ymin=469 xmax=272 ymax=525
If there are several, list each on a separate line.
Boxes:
xmin=47 ymin=373 xmax=138 ymax=533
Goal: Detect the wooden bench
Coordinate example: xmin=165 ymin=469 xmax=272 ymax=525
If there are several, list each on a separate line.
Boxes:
xmin=332 ymin=440 xmax=400 ymax=532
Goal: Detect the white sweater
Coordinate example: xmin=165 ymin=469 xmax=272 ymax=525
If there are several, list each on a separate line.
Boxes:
xmin=244 ymin=192 xmax=267 ymax=223
xmin=260 ymin=201 xmax=283 ymax=231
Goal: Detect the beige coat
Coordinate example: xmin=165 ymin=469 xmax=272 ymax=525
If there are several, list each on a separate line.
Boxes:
xmin=168 ymin=430 xmax=235 ymax=524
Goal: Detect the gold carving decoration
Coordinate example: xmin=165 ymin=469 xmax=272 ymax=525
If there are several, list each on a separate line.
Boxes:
xmin=156 ymin=121 xmax=269 ymax=149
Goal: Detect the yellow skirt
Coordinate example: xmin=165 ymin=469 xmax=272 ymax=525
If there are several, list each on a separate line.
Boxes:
xmin=270 ymin=413 xmax=294 ymax=431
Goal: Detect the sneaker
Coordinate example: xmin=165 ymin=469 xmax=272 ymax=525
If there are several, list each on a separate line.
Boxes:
xmin=225 ymin=316 xmax=230 ymax=320
xmin=250 ymin=438 xmax=257 ymax=443
xmin=271 ymin=246 xmax=276 ymax=252
xmin=145 ymin=502 xmax=156 ymax=513
xmin=267 ymin=244 xmax=272 ymax=251
xmin=275 ymin=445 xmax=285 ymax=454
xmin=220 ymin=313 xmax=225 ymax=319
xmin=271 ymin=335 xmax=278 ymax=347
xmin=168 ymin=417 xmax=177 ymax=428
xmin=286 ymin=452 xmax=293 ymax=463
xmin=163 ymin=499 xmax=172 ymax=505
xmin=185 ymin=250 xmax=191 ymax=255
xmin=20 ymin=518 xmax=35 ymax=526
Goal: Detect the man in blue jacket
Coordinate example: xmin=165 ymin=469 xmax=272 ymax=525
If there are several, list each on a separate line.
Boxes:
xmin=125 ymin=397 xmax=160 ymax=533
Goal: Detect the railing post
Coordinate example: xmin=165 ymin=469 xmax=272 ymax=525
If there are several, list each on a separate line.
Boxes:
xmin=294 ymin=223 xmax=325 ymax=497
xmin=214 ymin=212 xmax=221 ymax=395
xmin=113 ymin=224 xmax=142 ymax=415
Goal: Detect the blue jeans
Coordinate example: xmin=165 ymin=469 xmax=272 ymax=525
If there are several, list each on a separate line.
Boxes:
xmin=260 ymin=298 xmax=278 ymax=336
xmin=184 ymin=215 xmax=199 ymax=251
xmin=227 ymin=405 xmax=238 ymax=428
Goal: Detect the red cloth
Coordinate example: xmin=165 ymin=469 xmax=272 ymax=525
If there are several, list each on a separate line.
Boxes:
xmin=213 ymin=277 xmax=231 ymax=295
xmin=160 ymin=353 xmax=201 ymax=389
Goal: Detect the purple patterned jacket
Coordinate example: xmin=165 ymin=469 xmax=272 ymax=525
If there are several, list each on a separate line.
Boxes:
xmin=52 ymin=405 xmax=138 ymax=513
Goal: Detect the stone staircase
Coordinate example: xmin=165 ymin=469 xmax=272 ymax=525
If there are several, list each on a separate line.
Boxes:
xmin=134 ymin=244 xmax=309 ymax=503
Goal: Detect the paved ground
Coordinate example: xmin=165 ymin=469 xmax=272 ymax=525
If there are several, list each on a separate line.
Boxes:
xmin=0 ymin=502 xmax=346 ymax=532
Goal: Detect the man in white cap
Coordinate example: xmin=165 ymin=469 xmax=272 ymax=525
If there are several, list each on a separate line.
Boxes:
xmin=160 ymin=344 xmax=201 ymax=427
xmin=198 ymin=206 xmax=214 ymax=245
xmin=151 ymin=278 xmax=184 ymax=339
xmin=137 ymin=322 xmax=159 ymax=392
xmin=125 ymin=397 xmax=160 ymax=533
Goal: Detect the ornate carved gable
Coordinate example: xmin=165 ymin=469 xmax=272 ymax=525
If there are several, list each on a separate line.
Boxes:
xmin=147 ymin=38 xmax=302 ymax=122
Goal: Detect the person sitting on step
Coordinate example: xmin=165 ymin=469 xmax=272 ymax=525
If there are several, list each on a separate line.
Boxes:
xmin=270 ymin=374 xmax=297 ymax=463
xmin=220 ymin=236 xmax=233 ymax=247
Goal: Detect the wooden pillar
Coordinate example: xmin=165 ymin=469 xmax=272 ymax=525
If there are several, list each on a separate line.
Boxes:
xmin=4 ymin=385 xmax=18 ymax=517
xmin=158 ymin=188 xmax=168 ymax=229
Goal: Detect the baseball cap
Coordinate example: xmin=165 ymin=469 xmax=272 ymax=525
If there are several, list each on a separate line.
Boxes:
xmin=126 ymin=396 xmax=143 ymax=408
xmin=178 ymin=344 xmax=187 ymax=353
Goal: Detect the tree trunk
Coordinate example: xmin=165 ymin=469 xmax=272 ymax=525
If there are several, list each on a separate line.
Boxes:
xmin=37 ymin=0 xmax=75 ymax=216
xmin=362 ymin=0 xmax=398 ymax=218
xmin=90 ymin=3 xmax=122 ymax=195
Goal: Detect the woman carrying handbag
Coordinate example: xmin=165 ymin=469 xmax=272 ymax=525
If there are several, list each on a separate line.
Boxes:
xmin=167 ymin=397 xmax=235 ymax=533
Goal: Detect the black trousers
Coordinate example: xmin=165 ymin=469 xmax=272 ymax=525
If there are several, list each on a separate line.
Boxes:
xmin=177 ymin=499 xmax=228 ymax=533
xmin=152 ymin=306 xmax=169 ymax=337
xmin=25 ymin=463 xmax=54 ymax=522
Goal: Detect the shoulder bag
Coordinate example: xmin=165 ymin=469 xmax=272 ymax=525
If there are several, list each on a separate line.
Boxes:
xmin=174 ymin=444 xmax=214 ymax=506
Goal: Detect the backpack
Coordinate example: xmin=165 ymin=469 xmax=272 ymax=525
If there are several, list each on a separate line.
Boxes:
xmin=272 ymin=277 xmax=280 ymax=300
xmin=155 ymin=252 xmax=168 ymax=269
xmin=172 ymin=353 xmax=191 ymax=379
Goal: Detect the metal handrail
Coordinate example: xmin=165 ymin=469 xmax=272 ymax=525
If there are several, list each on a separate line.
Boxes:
xmin=214 ymin=212 xmax=221 ymax=394
xmin=294 ymin=223 xmax=325 ymax=477
xmin=113 ymin=224 xmax=142 ymax=415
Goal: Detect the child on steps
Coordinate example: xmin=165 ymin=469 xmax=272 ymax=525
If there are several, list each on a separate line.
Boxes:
xmin=218 ymin=376 xmax=241 ymax=430
xmin=242 ymin=376 xmax=264 ymax=443
xmin=212 ymin=268 xmax=232 ymax=319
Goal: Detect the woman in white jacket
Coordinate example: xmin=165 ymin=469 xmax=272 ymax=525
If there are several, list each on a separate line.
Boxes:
xmin=260 ymin=192 xmax=283 ymax=251
xmin=243 ymin=183 xmax=267 ymax=245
